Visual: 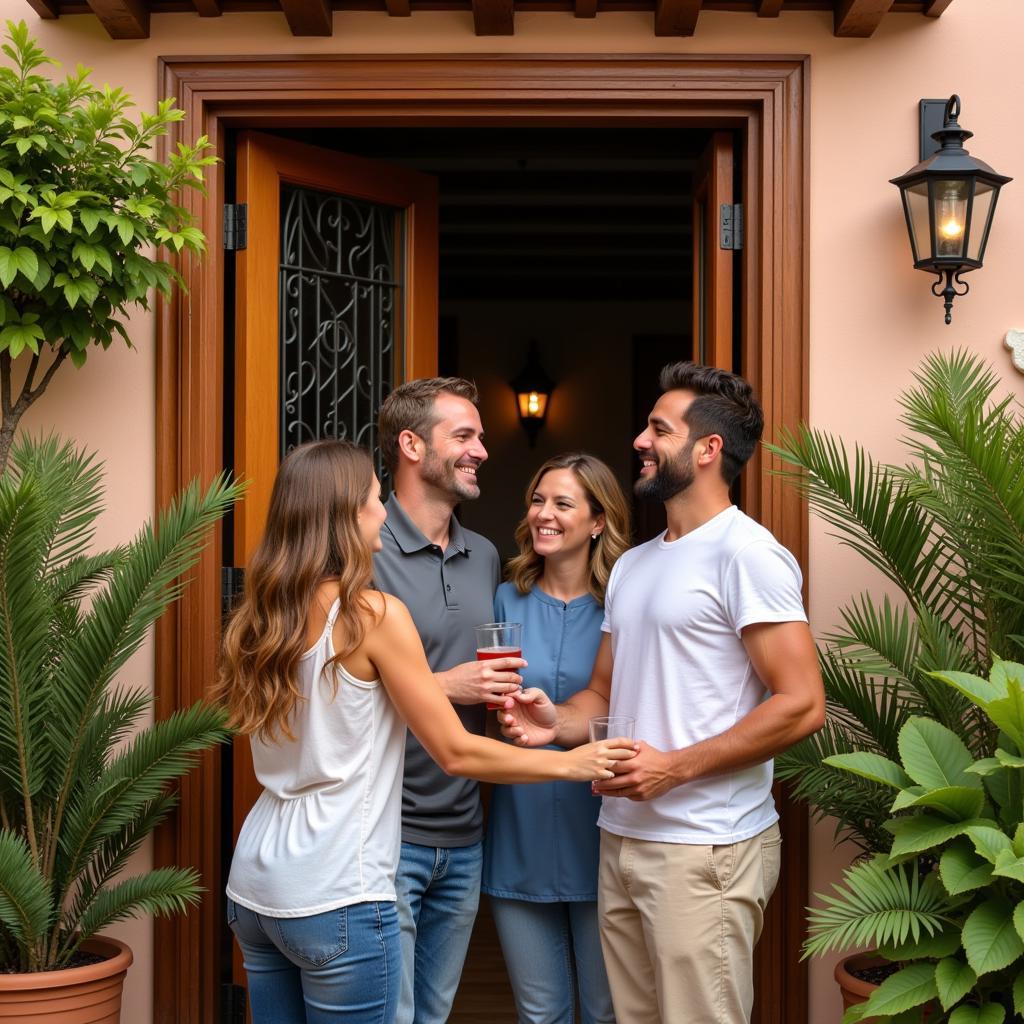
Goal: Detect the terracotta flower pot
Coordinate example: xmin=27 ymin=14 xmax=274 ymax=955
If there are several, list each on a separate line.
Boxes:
xmin=0 ymin=936 xmax=133 ymax=1023
xmin=835 ymin=952 xmax=885 ymax=1014
xmin=835 ymin=953 xmax=933 ymax=1023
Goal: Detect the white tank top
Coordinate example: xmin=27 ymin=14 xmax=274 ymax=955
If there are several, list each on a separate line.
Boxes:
xmin=226 ymin=598 xmax=406 ymax=917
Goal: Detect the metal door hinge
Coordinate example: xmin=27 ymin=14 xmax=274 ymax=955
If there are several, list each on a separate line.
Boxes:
xmin=221 ymin=566 xmax=245 ymax=619
xmin=223 ymin=204 xmax=248 ymax=251
xmin=220 ymin=982 xmax=247 ymax=1024
xmin=720 ymin=203 xmax=743 ymax=251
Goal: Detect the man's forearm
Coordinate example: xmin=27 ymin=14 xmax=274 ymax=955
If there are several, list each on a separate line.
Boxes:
xmin=670 ymin=692 xmax=822 ymax=785
xmin=555 ymin=687 xmax=611 ymax=748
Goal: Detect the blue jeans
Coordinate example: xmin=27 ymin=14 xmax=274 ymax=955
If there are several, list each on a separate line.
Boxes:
xmin=228 ymin=898 xmax=400 ymax=1024
xmin=490 ymin=897 xmax=615 ymax=1024
xmin=394 ymin=840 xmax=482 ymax=1024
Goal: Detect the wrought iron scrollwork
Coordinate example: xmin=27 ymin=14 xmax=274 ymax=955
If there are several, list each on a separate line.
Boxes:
xmin=279 ymin=184 xmax=403 ymax=478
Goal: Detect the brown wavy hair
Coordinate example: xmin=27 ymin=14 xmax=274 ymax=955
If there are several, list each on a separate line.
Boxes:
xmin=506 ymin=453 xmax=631 ymax=605
xmin=213 ymin=440 xmax=379 ymax=741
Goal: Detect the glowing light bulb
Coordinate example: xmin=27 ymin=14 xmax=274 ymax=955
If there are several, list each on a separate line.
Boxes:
xmin=936 ymin=185 xmax=968 ymax=256
xmin=527 ymin=392 xmax=540 ymax=415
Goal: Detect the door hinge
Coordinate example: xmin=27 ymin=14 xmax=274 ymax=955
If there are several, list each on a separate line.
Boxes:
xmin=221 ymin=567 xmax=245 ymax=619
xmin=720 ymin=203 xmax=743 ymax=251
xmin=223 ymin=203 xmax=248 ymax=251
xmin=220 ymin=982 xmax=247 ymax=1024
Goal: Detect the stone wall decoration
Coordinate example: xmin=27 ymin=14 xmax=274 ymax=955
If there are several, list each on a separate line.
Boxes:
xmin=1005 ymin=330 xmax=1024 ymax=373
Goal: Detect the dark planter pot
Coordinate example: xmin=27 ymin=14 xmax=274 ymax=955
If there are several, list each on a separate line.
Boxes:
xmin=0 ymin=936 xmax=133 ymax=1023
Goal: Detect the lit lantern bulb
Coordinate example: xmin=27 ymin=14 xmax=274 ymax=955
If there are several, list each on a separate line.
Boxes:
xmin=527 ymin=391 xmax=540 ymax=415
xmin=940 ymin=217 xmax=963 ymax=240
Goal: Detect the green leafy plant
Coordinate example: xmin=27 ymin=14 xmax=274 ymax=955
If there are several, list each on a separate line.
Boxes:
xmin=804 ymin=660 xmax=1024 ymax=1024
xmin=0 ymin=20 xmax=215 ymax=472
xmin=0 ymin=435 xmax=240 ymax=972
xmin=771 ymin=350 xmax=1024 ymax=853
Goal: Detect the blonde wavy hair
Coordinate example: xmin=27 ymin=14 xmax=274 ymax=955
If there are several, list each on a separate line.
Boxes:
xmin=506 ymin=453 xmax=631 ymax=605
xmin=214 ymin=440 xmax=379 ymax=741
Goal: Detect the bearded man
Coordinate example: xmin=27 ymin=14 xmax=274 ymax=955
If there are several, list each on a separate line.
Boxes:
xmin=500 ymin=362 xmax=825 ymax=1024
xmin=375 ymin=377 xmax=525 ymax=1024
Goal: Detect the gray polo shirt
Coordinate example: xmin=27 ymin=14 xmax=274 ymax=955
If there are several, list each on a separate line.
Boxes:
xmin=373 ymin=493 xmax=500 ymax=847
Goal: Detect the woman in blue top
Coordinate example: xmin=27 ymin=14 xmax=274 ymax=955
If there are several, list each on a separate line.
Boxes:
xmin=483 ymin=452 xmax=631 ymax=1024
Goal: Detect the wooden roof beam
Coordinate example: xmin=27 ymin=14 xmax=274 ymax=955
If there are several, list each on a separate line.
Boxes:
xmin=23 ymin=0 xmax=60 ymax=19
xmin=86 ymin=0 xmax=149 ymax=37
xmin=574 ymin=0 xmax=597 ymax=19
xmin=924 ymin=0 xmax=955 ymax=15
xmin=757 ymin=0 xmax=784 ymax=15
xmin=471 ymin=0 xmax=513 ymax=35
xmin=385 ymin=0 xmax=411 ymax=15
xmin=191 ymin=0 xmax=222 ymax=15
xmin=279 ymin=0 xmax=333 ymax=34
xmin=654 ymin=0 xmax=701 ymax=36
xmin=834 ymin=0 xmax=893 ymax=37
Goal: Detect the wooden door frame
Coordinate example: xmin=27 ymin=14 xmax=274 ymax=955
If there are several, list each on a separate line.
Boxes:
xmin=154 ymin=53 xmax=810 ymax=1024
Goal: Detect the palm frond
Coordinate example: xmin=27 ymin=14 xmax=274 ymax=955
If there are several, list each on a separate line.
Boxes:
xmin=0 ymin=831 xmax=52 ymax=968
xmin=62 ymin=794 xmax=178 ymax=944
xmin=0 ymin=471 xmax=58 ymax=832
xmin=803 ymin=859 xmax=953 ymax=958
xmin=45 ymin=475 xmax=241 ymax=869
xmin=8 ymin=435 xmax=106 ymax=573
xmin=66 ymin=867 xmax=202 ymax=962
xmin=57 ymin=701 xmax=229 ymax=891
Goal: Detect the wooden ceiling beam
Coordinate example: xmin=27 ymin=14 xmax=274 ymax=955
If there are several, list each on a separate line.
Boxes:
xmin=191 ymin=0 xmax=222 ymax=15
xmin=924 ymin=0 xmax=955 ymax=15
xmin=834 ymin=0 xmax=893 ymax=37
xmin=574 ymin=0 xmax=597 ymax=19
xmin=85 ymin=0 xmax=149 ymax=37
xmin=757 ymin=0 xmax=784 ymax=15
xmin=279 ymin=0 xmax=333 ymax=34
xmin=385 ymin=0 xmax=411 ymax=15
xmin=471 ymin=0 xmax=514 ymax=34
xmin=23 ymin=0 xmax=60 ymax=18
xmin=654 ymin=0 xmax=701 ymax=36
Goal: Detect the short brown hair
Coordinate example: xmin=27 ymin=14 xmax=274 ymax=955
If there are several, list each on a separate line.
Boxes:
xmin=378 ymin=377 xmax=479 ymax=475
xmin=506 ymin=452 xmax=631 ymax=605
xmin=658 ymin=362 xmax=764 ymax=486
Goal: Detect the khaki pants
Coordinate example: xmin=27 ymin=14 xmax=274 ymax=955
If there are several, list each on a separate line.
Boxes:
xmin=598 ymin=824 xmax=782 ymax=1024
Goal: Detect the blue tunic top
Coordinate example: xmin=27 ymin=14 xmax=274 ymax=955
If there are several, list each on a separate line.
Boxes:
xmin=482 ymin=581 xmax=604 ymax=902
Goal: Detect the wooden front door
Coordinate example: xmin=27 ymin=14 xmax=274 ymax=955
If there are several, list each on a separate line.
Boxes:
xmin=230 ymin=131 xmax=439 ymax=986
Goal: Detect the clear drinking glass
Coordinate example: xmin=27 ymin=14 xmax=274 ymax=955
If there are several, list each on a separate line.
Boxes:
xmin=474 ymin=622 xmax=523 ymax=710
xmin=588 ymin=716 xmax=635 ymax=794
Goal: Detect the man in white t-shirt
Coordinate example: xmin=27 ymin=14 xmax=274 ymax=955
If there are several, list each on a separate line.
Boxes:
xmin=499 ymin=362 xmax=824 ymax=1024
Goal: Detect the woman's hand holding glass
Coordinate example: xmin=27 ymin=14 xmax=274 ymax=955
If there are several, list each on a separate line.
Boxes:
xmin=562 ymin=737 xmax=638 ymax=783
xmin=497 ymin=686 xmax=559 ymax=747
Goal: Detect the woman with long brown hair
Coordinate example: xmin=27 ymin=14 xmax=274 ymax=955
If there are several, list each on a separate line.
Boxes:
xmin=481 ymin=453 xmax=631 ymax=1024
xmin=214 ymin=440 xmax=635 ymax=1024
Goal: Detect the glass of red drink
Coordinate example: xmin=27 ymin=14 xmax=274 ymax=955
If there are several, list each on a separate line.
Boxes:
xmin=474 ymin=622 xmax=523 ymax=710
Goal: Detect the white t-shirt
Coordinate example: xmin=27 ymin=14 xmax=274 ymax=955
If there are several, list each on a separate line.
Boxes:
xmin=598 ymin=505 xmax=807 ymax=845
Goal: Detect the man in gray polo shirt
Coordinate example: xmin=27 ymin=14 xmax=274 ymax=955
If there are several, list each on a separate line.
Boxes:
xmin=374 ymin=377 xmax=525 ymax=1024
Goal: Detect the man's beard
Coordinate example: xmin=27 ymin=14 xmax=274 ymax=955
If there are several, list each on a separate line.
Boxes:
xmin=421 ymin=444 xmax=481 ymax=502
xmin=634 ymin=443 xmax=694 ymax=502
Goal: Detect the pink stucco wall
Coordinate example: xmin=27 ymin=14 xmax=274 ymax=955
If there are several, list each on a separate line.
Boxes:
xmin=4 ymin=1 xmax=1024 ymax=1020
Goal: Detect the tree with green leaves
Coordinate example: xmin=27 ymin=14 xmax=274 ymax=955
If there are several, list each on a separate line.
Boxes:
xmin=771 ymin=350 xmax=1024 ymax=853
xmin=0 ymin=435 xmax=241 ymax=972
xmin=0 ymin=20 xmax=214 ymax=473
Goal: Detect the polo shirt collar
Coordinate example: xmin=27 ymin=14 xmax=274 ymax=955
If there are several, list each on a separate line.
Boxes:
xmin=384 ymin=493 xmax=470 ymax=556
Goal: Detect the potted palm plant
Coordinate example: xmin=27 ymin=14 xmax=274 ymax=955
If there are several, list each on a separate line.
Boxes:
xmin=769 ymin=349 xmax=1024 ymax=1006
xmin=804 ymin=659 xmax=1024 ymax=1024
xmin=0 ymin=436 xmax=239 ymax=1021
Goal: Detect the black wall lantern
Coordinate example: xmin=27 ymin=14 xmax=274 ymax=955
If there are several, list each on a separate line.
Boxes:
xmin=890 ymin=95 xmax=1011 ymax=325
xmin=511 ymin=340 xmax=554 ymax=447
